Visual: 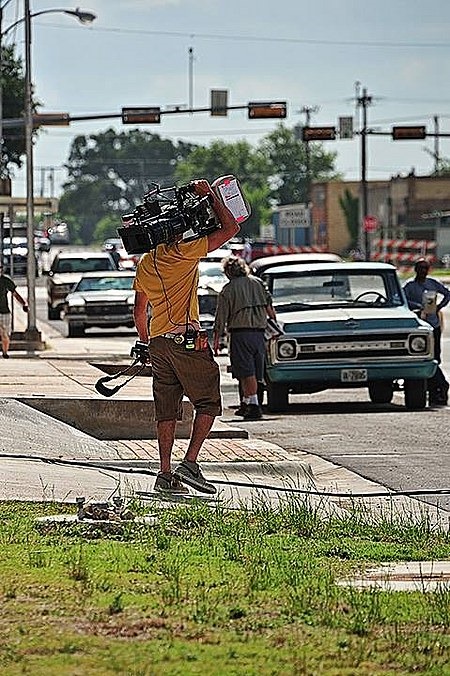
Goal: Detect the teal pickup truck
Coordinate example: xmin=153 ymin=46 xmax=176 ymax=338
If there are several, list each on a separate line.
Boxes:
xmin=261 ymin=262 xmax=437 ymax=412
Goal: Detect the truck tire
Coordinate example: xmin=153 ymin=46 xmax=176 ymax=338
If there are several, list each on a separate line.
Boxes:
xmin=47 ymin=304 xmax=60 ymax=320
xmin=266 ymin=382 xmax=289 ymax=413
xmin=368 ymin=380 xmax=394 ymax=404
xmin=404 ymin=378 xmax=427 ymax=410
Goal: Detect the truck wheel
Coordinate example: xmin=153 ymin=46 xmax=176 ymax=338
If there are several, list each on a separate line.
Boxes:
xmin=266 ymin=382 xmax=289 ymax=412
xmin=67 ymin=323 xmax=85 ymax=338
xmin=368 ymin=380 xmax=394 ymax=404
xmin=404 ymin=378 xmax=427 ymax=410
xmin=47 ymin=304 xmax=60 ymax=320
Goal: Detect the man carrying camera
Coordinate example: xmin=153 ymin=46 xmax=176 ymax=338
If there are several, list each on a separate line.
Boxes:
xmin=133 ymin=178 xmax=240 ymax=494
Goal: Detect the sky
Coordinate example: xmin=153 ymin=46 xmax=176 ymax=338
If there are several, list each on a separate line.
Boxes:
xmin=3 ymin=0 xmax=450 ymax=200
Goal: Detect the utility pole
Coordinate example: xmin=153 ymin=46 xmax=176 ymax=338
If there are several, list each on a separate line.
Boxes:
xmin=299 ymin=105 xmax=319 ymax=204
xmin=356 ymin=83 xmax=373 ymax=260
xmin=434 ymin=115 xmax=440 ymax=173
xmin=188 ymin=46 xmax=194 ymax=111
xmin=298 ymin=105 xmax=319 ymax=245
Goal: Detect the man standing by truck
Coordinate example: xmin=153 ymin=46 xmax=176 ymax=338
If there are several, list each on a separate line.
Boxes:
xmin=403 ymin=258 xmax=450 ymax=406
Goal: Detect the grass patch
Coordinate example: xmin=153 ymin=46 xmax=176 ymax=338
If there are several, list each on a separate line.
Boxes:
xmin=0 ymin=499 xmax=449 ymax=675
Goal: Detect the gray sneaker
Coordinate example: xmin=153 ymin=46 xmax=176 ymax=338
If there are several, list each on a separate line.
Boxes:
xmin=173 ymin=461 xmax=217 ymax=495
xmin=154 ymin=472 xmax=189 ymax=494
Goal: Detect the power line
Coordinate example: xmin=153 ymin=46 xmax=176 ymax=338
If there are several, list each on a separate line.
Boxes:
xmin=32 ymin=21 xmax=450 ymax=50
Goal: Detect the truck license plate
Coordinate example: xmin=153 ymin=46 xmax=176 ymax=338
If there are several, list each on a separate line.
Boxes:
xmin=341 ymin=368 xmax=368 ymax=383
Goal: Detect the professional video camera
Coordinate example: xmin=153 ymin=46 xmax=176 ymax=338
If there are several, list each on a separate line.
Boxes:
xmin=117 ymin=182 xmax=219 ymax=254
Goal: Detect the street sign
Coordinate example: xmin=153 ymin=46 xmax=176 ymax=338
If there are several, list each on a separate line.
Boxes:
xmin=364 ymin=215 xmax=378 ymax=232
xmin=278 ymin=205 xmax=310 ymax=229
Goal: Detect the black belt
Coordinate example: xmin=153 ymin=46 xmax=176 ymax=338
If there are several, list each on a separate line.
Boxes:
xmin=162 ymin=332 xmax=186 ymax=343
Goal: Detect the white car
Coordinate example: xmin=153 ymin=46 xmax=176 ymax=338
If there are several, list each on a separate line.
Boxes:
xmin=61 ymin=271 xmax=136 ymax=337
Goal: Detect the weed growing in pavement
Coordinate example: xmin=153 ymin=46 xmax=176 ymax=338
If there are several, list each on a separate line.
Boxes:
xmin=0 ymin=499 xmax=449 ymax=674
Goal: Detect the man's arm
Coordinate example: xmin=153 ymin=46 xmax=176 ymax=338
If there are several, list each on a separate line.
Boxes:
xmin=192 ymin=179 xmax=241 ymax=252
xmin=13 ymin=289 xmax=28 ymax=313
xmin=267 ymin=304 xmax=276 ymax=321
xmin=434 ymin=280 xmax=450 ymax=312
xmin=133 ymin=290 xmax=150 ymax=343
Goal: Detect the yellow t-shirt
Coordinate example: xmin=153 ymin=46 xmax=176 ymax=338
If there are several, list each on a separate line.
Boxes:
xmin=133 ymin=238 xmax=208 ymax=337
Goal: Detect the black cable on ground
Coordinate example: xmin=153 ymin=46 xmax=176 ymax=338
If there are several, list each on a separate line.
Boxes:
xmin=1 ymin=452 xmax=450 ymax=500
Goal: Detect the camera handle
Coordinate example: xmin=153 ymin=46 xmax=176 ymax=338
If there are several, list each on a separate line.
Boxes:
xmin=94 ymin=358 xmax=146 ymax=397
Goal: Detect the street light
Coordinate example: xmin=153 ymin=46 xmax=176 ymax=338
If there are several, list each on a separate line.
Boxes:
xmin=1 ymin=2 xmax=96 ymax=342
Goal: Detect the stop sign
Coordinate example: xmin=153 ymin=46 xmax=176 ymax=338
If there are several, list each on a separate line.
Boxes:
xmin=364 ymin=215 xmax=378 ymax=233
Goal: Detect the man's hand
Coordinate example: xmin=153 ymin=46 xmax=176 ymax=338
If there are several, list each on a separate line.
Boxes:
xmin=213 ymin=331 xmax=220 ymax=356
xmin=191 ymin=179 xmax=213 ymax=198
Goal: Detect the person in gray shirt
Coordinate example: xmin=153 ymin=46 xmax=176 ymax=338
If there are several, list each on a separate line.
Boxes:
xmin=403 ymin=258 xmax=450 ymax=405
xmin=213 ymin=256 xmax=277 ymax=420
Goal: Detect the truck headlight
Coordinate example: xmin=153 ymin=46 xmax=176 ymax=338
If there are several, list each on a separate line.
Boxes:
xmin=277 ymin=339 xmax=296 ymax=359
xmin=409 ymin=335 xmax=427 ymax=353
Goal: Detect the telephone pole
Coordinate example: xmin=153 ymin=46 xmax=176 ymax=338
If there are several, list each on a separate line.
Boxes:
xmin=355 ymin=83 xmax=373 ymax=260
xmin=299 ymin=105 xmax=319 ymax=202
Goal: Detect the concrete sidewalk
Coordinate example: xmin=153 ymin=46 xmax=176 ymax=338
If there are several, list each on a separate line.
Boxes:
xmin=1 ymin=310 xmax=449 ymax=528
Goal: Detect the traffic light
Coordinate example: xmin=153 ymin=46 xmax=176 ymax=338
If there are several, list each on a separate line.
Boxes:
xmin=210 ymin=89 xmax=228 ymax=116
xmin=302 ymin=126 xmax=336 ymax=141
xmin=33 ymin=112 xmax=70 ymax=126
xmin=392 ymin=125 xmax=426 ymax=140
xmin=338 ymin=116 xmax=354 ymax=139
xmin=248 ymin=102 xmax=287 ymax=119
xmin=122 ymin=107 xmax=161 ymax=124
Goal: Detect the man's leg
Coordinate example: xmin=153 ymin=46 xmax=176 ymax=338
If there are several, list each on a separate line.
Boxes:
xmin=184 ymin=412 xmax=215 ymax=463
xmin=156 ymin=419 xmax=176 ymax=473
xmin=241 ymin=374 xmax=258 ymax=398
xmin=174 ymin=411 xmax=217 ymax=493
xmin=1 ymin=332 xmax=10 ymax=357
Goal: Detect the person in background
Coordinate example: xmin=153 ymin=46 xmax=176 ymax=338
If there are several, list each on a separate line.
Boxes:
xmin=109 ymin=244 xmax=121 ymax=269
xmin=213 ymin=255 xmax=276 ymax=420
xmin=403 ymin=258 xmax=450 ymax=406
xmin=133 ymin=179 xmax=240 ymax=495
xmin=0 ymin=265 xmax=29 ymax=359
xmin=242 ymin=238 xmax=252 ymax=264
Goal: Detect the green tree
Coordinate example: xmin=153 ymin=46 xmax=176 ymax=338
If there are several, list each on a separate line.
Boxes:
xmin=92 ymin=214 xmax=122 ymax=243
xmin=59 ymin=129 xmax=195 ymax=243
xmin=0 ymin=45 xmax=40 ymax=176
xmin=339 ymin=188 xmax=359 ymax=248
xmin=258 ymin=124 xmax=340 ymax=205
xmin=175 ymin=139 xmax=272 ymax=235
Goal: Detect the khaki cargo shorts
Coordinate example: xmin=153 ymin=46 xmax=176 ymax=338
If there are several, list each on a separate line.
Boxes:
xmin=149 ymin=335 xmax=222 ymax=421
xmin=0 ymin=313 xmax=12 ymax=338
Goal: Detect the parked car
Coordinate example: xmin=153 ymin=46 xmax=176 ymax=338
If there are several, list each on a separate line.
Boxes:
xmin=250 ymin=252 xmax=342 ymax=277
xmin=263 ymin=262 xmax=436 ymax=412
xmin=2 ymin=237 xmax=39 ymax=276
xmin=46 ymin=251 xmax=116 ymax=319
xmin=61 ymin=271 xmax=136 ymax=337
